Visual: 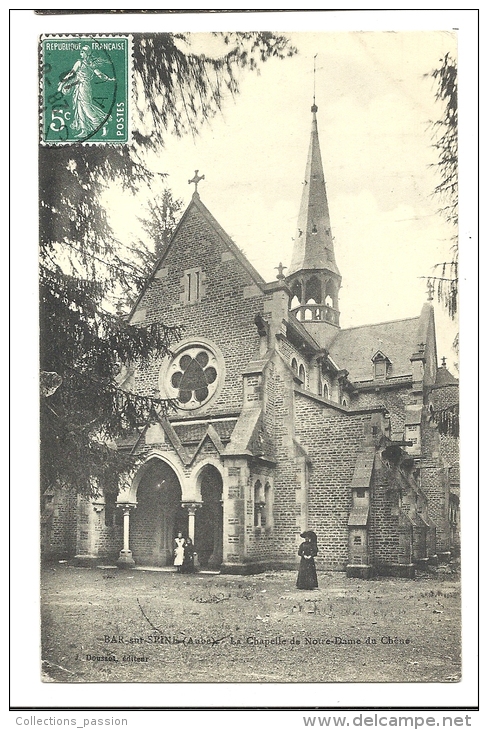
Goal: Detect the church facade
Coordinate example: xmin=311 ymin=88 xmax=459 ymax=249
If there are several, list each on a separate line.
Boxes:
xmin=41 ymin=103 xmax=459 ymax=578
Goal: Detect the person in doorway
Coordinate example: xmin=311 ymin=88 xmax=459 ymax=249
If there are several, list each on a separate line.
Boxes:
xmin=296 ymin=530 xmax=319 ymax=590
xmin=174 ymin=531 xmax=185 ymax=573
xmin=182 ymin=537 xmax=196 ymax=574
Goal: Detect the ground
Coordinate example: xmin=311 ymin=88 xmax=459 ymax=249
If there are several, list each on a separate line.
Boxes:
xmin=41 ymin=563 xmax=461 ymax=684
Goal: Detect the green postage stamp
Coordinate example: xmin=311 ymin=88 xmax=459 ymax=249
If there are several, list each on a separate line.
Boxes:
xmin=41 ymin=36 xmax=130 ymax=144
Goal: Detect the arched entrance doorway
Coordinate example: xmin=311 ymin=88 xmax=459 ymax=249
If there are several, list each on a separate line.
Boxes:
xmin=130 ymin=458 xmax=186 ymax=566
xmin=195 ymin=465 xmax=223 ymax=568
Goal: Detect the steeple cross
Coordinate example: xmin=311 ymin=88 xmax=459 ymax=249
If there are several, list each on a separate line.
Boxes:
xmin=188 ymin=169 xmax=205 ymax=194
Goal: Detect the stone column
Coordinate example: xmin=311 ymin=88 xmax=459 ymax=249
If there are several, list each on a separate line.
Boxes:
xmin=116 ymin=503 xmax=137 ymax=569
xmin=182 ymin=502 xmax=201 ymax=542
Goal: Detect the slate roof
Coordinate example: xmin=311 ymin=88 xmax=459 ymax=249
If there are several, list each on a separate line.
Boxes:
xmin=328 ymin=316 xmax=421 ymax=383
xmin=288 ymin=105 xmax=340 ymax=277
xmin=434 ymin=366 xmax=459 ymax=386
xmin=348 ymin=507 xmax=369 ymax=526
xmin=351 ymin=446 xmax=375 ymax=487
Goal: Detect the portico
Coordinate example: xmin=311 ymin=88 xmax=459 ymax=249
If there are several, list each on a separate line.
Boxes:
xmin=115 ymin=453 xmax=224 ymax=569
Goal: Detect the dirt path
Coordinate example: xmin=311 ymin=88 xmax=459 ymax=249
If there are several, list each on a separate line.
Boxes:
xmin=41 ymin=564 xmax=461 ymax=683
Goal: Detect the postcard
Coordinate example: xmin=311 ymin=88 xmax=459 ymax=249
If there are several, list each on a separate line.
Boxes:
xmin=10 ymin=7 xmax=478 ymax=717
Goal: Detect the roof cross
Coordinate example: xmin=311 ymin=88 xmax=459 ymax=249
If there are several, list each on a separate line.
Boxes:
xmin=188 ymin=169 xmax=205 ymax=194
xmin=275 ymin=262 xmax=287 ymax=280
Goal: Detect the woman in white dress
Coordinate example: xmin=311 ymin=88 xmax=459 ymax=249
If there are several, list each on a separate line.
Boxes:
xmin=174 ymin=532 xmax=185 ymax=573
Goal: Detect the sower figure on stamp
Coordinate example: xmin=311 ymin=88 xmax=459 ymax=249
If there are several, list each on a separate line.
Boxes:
xmin=296 ymin=530 xmax=319 ymax=590
xmin=58 ymin=46 xmax=115 ymax=138
xmin=174 ymin=531 xmax=185 ymax=573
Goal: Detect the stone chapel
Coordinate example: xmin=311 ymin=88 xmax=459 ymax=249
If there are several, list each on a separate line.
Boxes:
xmin=41 ymin=102 xmax=460 ymax=577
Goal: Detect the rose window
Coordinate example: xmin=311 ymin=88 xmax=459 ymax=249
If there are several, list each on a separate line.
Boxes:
xmin=165 ymin=345 xmax=220 ymax=410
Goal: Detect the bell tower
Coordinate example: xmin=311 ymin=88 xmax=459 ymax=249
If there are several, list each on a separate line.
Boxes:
xmin=286 ymin=100 xmax=342 ymax=348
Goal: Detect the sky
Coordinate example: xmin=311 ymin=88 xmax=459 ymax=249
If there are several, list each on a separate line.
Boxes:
xmin=107 ymin=29 xmax=460 ymax=366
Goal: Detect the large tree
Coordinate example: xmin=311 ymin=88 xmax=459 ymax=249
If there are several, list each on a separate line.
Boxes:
xmin=137 ymin=189 xmax=184 ymax=271
xmin=40 ymin=32 xmax=296 ymax=497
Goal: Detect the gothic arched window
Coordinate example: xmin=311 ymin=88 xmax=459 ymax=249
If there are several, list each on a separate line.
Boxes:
xmin=264 ymin=481 xmax=272 ymax=528
xmin=305 ymin=276 xmax=322 ymax=304
xmin=254 ymin=480 xmax=264 ymax=527
xmin=291 ymin=279 xmax=302 ymax=304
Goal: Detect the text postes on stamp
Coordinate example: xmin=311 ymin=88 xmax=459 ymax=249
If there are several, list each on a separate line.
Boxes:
xmin=41 ymin=36 xmax=130 ymax=144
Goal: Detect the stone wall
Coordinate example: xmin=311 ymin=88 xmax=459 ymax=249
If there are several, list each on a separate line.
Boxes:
xmin=294 ymin=392 xmax=372 ymax=570
xmin=131 ymin=205 xmax=264 ymax=416
xmin=41 ymin=486 xmax=78 ymax=561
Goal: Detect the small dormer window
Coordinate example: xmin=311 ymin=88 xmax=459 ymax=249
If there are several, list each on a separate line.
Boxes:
xmin=374 ymin=360 xmax=387 ymax=378
xmin=371 ymin=351 xmax=390 ymax=380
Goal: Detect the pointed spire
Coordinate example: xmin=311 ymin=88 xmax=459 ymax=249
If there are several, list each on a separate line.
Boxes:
xmin=286 ymin=94 xmax=342 ymax=345
xmin=288 ymin=104 xmax=339 ymax=276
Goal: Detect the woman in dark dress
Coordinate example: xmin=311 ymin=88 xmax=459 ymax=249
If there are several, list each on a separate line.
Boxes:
xmin=182 ymin=537 xmax=196 ymax=574
xmin=296 ymin=531 xmax=318 ymax=590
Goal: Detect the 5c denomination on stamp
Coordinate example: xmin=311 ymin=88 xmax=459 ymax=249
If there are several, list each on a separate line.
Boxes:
xmin=41 ymin=36 xmax=130 ymax=144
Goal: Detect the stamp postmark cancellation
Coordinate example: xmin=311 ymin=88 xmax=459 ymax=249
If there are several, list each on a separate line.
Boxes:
xmin=40 ymin=36 xmax=130 ymax=144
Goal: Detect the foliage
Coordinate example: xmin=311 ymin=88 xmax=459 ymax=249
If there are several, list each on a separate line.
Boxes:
xmin=431 ymin=53 xmax=458 ymax=227
xmin=138 ymin=189 xmax=184 ymax=267
xmin=428 ymin=52 xmax=458 ymax=321
xmin=425 ymin=52 xmax=459 ymax=437
xmin=39 ymin=264 xmax=181 ymax=496
xmin=40 ymin=32 xmax=296 ymax=497
xmin=40 ymin=33 xmax=296 ymax=251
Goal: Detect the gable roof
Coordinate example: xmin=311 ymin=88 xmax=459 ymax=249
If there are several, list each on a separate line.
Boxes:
xmin=189 ymin=193 xmax=267 ymax=287
xmin=128 ymin=192 xmax=266 ymax=323
xmin=328 ymin=316 xmax=421 ymax=383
